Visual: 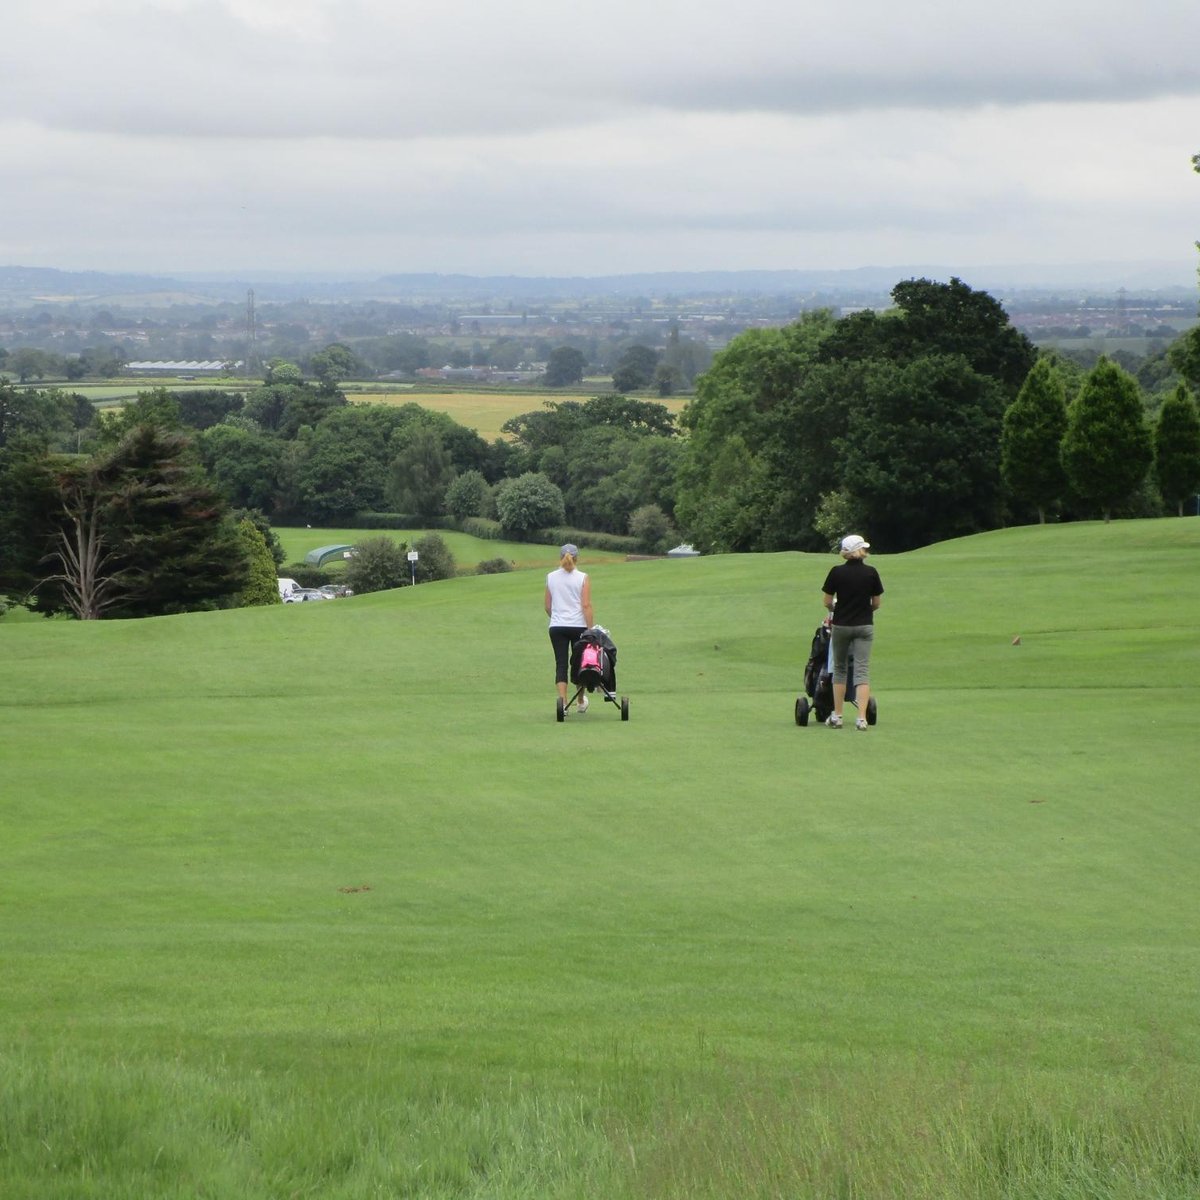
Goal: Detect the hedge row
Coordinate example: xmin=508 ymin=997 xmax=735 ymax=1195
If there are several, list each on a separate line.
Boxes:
xmin=355 ymin=513 xmax=458 ymax=530
xmin=351 ymin=513 xmax=641 ymax=555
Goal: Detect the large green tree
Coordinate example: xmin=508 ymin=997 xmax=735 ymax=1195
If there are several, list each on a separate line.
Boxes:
xmin=819 ymin=276 xmax=1037 ymax=398
xmin=543 ymin=346 xmax=586 ymax=388
xmin=35 ymin=425 xmax=248 ymax=618
xmin=1000 ymin=358 xmax=1069 ymax=523
xmin=837 ymin=355 xmax=1008 ymax=552
xmin=387 ymin=426 xmax=454 ymax=518
xmin=1153 ymin=385 xmax=1200 ymax=515
xmin=611 ymin=344 xmax=658 ymax=393
xmin=198 ymin=424 xmax=284 ymax=513
xmin=494 ymin=472 xmax=565 ymax=537
xmin=1061 ymin=358 xmax=1153 ymax=522
xmin=675 ymin=312 xmax=836 ymax=551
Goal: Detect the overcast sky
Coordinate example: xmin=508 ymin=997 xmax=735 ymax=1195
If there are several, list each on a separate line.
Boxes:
xmin=2 ymin=0 xmax=1198 ymax=281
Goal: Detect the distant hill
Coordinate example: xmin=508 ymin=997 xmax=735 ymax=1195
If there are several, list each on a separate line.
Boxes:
xmin=0 ymin=261 xmax=1194 ymax=308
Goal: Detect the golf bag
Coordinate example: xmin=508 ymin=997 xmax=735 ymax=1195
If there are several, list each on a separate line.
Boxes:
xmin=795 ymin=617 xmax=876 ymax=727
xmin=571 ymin=625 xmax=617 ymax=693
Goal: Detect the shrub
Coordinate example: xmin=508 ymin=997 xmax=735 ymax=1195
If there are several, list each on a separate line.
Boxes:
xmin=475 ymin=557 xmax=514 ymax=575
xmin=411 ymin=533 xmax=456 ymax=583
xmin=343 ymin=537 xmax=409 ymax=594
xmin=627 ymin=503 xmax=675 ymax=554
xmin=233 ymin=519 xmax=282 ymax=607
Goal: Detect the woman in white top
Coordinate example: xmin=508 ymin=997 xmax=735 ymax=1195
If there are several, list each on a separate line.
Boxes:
xmin=544 ymin=543 xmax=594 ymax=712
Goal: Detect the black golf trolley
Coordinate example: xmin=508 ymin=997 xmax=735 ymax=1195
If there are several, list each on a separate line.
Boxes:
xmin=795 ymin=618 xmax=877 ymax=727
xmin=557 ymin=625 xmax=629 ymax=722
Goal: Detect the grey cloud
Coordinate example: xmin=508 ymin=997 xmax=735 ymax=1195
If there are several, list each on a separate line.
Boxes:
xmin=3 ymin=0 xmax=1199 ymax=140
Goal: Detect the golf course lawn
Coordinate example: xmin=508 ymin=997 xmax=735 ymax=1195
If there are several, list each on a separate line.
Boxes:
xmin=274 ymin=527 xmax=632 ymax=574
xmin=3 ymin=519 xmax=1199 ymax=1198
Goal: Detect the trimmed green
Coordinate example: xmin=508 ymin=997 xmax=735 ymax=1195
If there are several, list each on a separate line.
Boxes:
xmin=2 ymin=519 xmax=1199 ymax=1198
xmin=275 ymin=526 xmax=631 ymax=573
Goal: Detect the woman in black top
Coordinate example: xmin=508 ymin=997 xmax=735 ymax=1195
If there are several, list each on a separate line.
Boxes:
xmin=820 ymin=533 xmax=884 ymax=730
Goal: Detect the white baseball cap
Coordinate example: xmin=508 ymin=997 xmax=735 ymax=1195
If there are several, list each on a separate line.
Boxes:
xmin=840 ymin=534 xmax=870 ymax=553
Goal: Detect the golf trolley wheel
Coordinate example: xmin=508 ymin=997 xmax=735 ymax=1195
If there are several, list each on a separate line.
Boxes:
xmin=795 ymin=697 xmax=810 ymax=727
xmin=556 ymin=697 xmax=565 ymax=723
xmin=620 ymin=696 xmax=630 ymax=721
xmin=866 ymin=697 xmax=878 ymax=726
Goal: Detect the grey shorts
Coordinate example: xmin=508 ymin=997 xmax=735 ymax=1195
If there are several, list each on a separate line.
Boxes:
xmin=831 ymin=624 xmax=875 ymax=686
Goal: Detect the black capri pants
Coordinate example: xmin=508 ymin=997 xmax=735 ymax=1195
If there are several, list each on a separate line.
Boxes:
xmin=548 ymin=626 xmax=587 ymax=684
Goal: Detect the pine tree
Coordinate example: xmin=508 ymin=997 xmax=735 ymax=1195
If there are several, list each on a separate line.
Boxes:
xmin=1000 ymin=358 xmax=1069 ymax=523
xmin=1061 ymin=358 xmax=1152 ymax=522
xmin=1153 ymin=385 xmax=1200 ymax=516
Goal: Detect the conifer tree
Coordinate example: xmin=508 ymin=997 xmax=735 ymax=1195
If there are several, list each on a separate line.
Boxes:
xmin=1153 ymin=385 xmax=1200 ymax=516
xmin=1000 ymin=358 xmax=1068 ymax=523
xmin=1061 ymin=358 xmax=1152 ymax=522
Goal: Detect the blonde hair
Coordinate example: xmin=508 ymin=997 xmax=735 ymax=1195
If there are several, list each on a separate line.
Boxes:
xmin=840 ymin=547 xmax=868 ymax=561
xmin=560 ymin=552 xmax=577 ymax=570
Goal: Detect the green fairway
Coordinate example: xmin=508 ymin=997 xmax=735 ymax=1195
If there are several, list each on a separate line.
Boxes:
xmin=3 ymin=520 xmax=1199 ymax=1198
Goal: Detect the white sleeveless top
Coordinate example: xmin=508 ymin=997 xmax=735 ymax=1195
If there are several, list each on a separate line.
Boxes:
xmin=546 ymin=567 xmax=587 ymax=627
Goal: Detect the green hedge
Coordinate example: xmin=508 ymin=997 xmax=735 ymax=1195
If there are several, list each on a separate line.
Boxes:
xmin=457 ymin=517 xmax=506 ymax=540
xmin=354 ymin=513 xmax=458 ymax=530
xmin=537 ymin=527 xmax=640 ymax=555
xmin=356 ymin=513 xmax=640 ymax=555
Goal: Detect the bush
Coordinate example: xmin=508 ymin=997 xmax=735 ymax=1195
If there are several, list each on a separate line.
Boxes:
xmin=475 ymin=557 xmax=514 ymax=575
xmin=343 ymin=537 xmax=409 ymax=594
xmin=411 ymin=533 xmax=456 ymax=583
xmin=627 ymin=504 xmax=675 ymax=554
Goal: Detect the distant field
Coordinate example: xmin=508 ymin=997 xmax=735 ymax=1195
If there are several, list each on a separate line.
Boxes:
xmin=65 ymin=382 xmax=689 ymax=437
xmin=347 ymin=390 xmax=689 ymax=440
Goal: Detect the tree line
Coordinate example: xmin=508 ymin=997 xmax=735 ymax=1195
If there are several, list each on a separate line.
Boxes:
xmin=2 ymin=276 xmax=1198 ymax=620
xmin=675 ymin=278 xmax=1200 ymax=553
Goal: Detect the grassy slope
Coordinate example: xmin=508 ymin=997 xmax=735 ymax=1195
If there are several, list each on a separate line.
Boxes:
xmin=274 ymin=528 xmax=631 ymax=574
xmin=2 ymin=520 xmax=1199 ymax=1198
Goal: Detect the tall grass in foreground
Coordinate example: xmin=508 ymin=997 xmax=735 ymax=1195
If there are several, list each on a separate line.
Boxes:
xmin=4 ymin=1046 xmax=1198 ymax=1199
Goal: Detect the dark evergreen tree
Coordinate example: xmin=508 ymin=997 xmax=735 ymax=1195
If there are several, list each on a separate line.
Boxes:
xmin=1153 ymin=385 xmax=1200 ymax=515
xmin=1000 ymin=358 xmax=1069 ymax=523
xmin=1061 ymin=358 xmax=1153 ymax=522
xmin=34 ymin=425 xmax=248 ymax=618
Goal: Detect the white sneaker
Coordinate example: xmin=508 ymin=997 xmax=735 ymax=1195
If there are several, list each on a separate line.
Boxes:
xmin=855 ymin=717 xmax=868 ymax=731
xmin=826 ymin=714 xmax=843 ymax=728
xmin=577 ymin=696 xmax=589 ymax=714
